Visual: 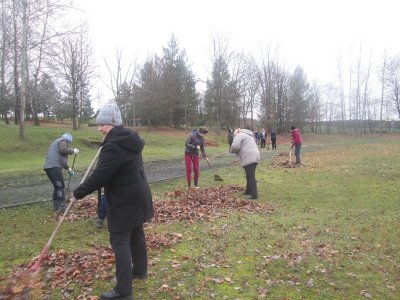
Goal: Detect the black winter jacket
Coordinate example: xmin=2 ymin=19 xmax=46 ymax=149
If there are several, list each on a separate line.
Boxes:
xmin=73 ymin=126 xmax=153 ymax=233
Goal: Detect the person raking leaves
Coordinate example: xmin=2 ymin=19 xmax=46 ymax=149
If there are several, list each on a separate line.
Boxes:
xmin=290 ymin=125 xmax=302 ymax=166
xmin=184 ymin=126 xmax=209 ymax=191
xmin=72 ymin=100 xmax=154 ymax=300
xmin=44 ymin=133 xmax=79 ymax=215
xmin=230 ymin=128 xmax=260 ymax=200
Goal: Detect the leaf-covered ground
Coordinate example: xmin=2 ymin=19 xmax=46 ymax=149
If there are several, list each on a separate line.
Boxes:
xmin=1 ymin=134 xmax=399 ymax=299
xmin=0 ymin=185 xmax=273 ymax=299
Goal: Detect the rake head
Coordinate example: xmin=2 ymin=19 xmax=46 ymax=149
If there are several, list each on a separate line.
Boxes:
xmin=214 ymin=174 xmax=224 ymax=181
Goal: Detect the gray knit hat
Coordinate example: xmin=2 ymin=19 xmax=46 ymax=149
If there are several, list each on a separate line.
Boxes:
xmin=96 ymin=101 xmax=122 ymax=126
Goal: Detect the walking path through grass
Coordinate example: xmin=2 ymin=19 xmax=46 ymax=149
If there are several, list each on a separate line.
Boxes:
xmin=0 ymin=149 xmax=279 ymax=208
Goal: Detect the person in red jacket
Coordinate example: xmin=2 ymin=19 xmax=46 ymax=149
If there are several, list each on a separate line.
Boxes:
xmin=290 ymin=125 xmax=302 ymax=166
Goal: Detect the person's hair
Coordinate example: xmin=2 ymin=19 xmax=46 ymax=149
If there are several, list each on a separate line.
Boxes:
xmin=199 ymin=126 xmax=208 ymax=134
xmin=290 ymin=125 xmax=296 ymax=130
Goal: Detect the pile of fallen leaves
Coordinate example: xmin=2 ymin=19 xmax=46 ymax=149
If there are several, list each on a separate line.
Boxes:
xmin=154 ymin=185 xmax=274 ymax=223
xmin=63 ymin=185 xmax=274 ymax=223
xmin=63 ymin=196 xmax=99 ymax=221
xmin=0 ymin=268 xmax=43 ymax=300
xmin=204 ymin=139 xmax=219 ymax=147
xmin=0 ymin=185 xmax=273 ymax=299
xmin=0 ymin=232 xmax=184 ymax=299
xmin=271 ymin=152 xmax=296 ymax=168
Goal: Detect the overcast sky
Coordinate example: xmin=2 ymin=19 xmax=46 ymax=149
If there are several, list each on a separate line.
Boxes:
xmin=73 ymin=0 xmax=400 ymax=106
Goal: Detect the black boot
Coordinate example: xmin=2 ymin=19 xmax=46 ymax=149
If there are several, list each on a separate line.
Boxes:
xmin=100 ymin=289 xmax=133 ymax=300
xmin=132 ymin=272 xmax=147 ymax=279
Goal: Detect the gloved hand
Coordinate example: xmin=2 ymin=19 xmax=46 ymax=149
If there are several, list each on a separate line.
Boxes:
xmin=196 ymin=145 xmax=201 ymax=149
xmin=68 ymin=168 xmax=75 ymax=176
xmin=73 ymin=148 xmax=79 ymax=154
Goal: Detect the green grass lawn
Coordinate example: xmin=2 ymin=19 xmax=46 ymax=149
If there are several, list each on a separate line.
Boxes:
xmin=0 ymin=126 xmax=399 ymax=299
xmin=0 ymin=122 xmax=229 ymax=188
xmin=0 ymin=122 xmax=228 ymax=169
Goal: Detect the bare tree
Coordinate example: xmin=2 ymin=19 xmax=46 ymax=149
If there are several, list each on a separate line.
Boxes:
xmin=53 ymin=25 xmax=94 ymax=130
xmin=336 ymin=54 xmax=347 ymax=133
xmin=348 ymin=45 xmax=353 ymax=123
xmin=360 ymin=51 xmax=372 ymax=133
xmin=274 ymin=63 xmax=290 ymax=133
xmin=0 ymin=0 xmax=13 ymax=124
xmin=230 ymin=53 xmax=252 ymax=129
xmin=387 ymin=55 xmax=400 ymax=119
xmin=8 ymin=0 xmax=76 ymax=137
xmin=255 ymin=43 xmax=291 ymax=133
xmin=308 ymin=82 xmax=322 ymax=133
xmin=378 ymin=50 xmax=388 ymax=133
xmin=322 ymin=83 xmax=340 ymax=134
xmin=239 ymin=57 xmax=259 ymax=130
xmin=204 ymin=32 xmax=236 ymax=134
xmin=19 ymin=0 xmax=28 ymax=138
xmin=104 ymin=48 xmax=138 ymax=123
xmin=256 ymin=43 xmax=277 ymax=130
xmin=353 ymin=44 xmax=362 ymax=134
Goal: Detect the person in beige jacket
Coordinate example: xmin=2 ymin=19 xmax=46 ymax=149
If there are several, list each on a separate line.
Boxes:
xmin=230 ymin=128 xmax=260 ymax=199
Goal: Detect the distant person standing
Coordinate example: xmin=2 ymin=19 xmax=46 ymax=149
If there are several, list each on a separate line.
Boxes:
xmin=254 ymin=129 xmax=260 ymax=145
xmin=260 ymin=128 xmax=266 ymax=149
xmin=270 ymin=128 xmax=277 ymax=150
xmin=96 ymin=189 xmax=108 ymax=229
xmin=230 ymin=128 xmax=260 ymax=200
xmin=290 ymin=125 xmax=302 ymax=166
xmin=228 ymin=129 xmax=234 ymax=151
xmin=184 ymin=127 xmax=209 ymax=190
xmin=44 ymin=133 xmax=79 ymax=215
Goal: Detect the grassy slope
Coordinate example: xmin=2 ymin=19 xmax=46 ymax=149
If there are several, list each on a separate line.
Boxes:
xmin=0 ymin=123 xmax=228 ymax=187
xmin=0 ymin=124 xmax=399 ymax=299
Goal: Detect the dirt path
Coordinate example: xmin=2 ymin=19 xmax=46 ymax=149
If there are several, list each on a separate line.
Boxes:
xmin=0 ymin=150 xmax=279 ymax=208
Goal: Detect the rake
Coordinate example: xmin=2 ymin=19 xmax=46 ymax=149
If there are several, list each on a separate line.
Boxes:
xmin=65 ymin=153 xmax=77 ymax=196
xmin=29 ymin=147 xmax=102 ymax=273
xmin=205 ymin=158 xmax=223 ymax=181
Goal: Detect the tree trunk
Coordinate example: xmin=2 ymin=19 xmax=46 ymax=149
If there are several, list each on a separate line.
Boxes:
xmin=379 ymin=52 xmax=386 ymax=134
xmin=19 ymin=0 xmax=29 ymax=139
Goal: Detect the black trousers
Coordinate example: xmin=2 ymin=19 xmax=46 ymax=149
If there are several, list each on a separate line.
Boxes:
xmin=109 ymin=224 xmax=148 ymax=295
xmin=45 ymin=167 xmax=65 ymax=210
xmin=271 ymin=138 xmax=277 ymax=149
xmin=244 ymin=163 xmax=258 ymax=199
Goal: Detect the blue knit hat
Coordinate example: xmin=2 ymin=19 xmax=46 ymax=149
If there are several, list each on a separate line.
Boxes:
xmin=96 ymin=101 xmax=122 ymax=126
xmin=61 ymin=133 xmax=73 ymax=143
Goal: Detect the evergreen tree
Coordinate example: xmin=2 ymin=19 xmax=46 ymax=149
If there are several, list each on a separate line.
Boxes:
xmin=204 ymin=55 xmax=238 ymax=132
xmin=289 ymin=66 xmax=310 ymax=129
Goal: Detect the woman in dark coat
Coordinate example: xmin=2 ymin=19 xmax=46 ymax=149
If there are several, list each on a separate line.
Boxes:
xmin=73 ymin=101 xmax=153 ymax=300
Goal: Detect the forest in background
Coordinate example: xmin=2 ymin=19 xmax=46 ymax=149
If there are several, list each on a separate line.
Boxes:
xmin=1 ymin=0 xmax=400 ymax=139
